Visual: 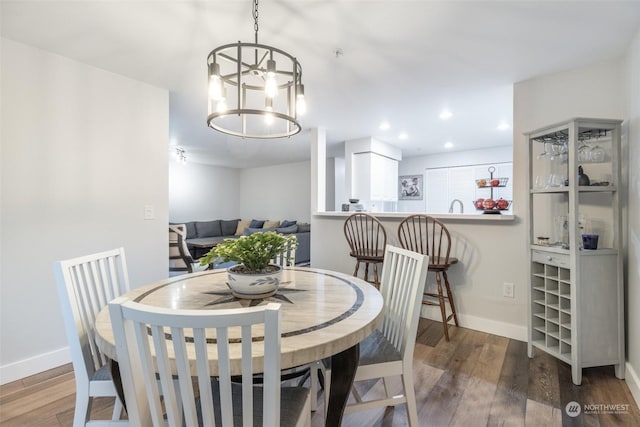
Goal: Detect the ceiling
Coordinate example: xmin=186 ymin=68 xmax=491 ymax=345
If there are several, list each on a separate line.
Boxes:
xmin=2 ymin=1 xmax=640 ymax=168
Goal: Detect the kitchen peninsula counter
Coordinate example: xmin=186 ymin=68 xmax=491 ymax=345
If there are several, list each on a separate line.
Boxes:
xmin=310 ymin=209 xmax=527 ymax=343
xmin=314 ymin=211 xmax=515 ymax=221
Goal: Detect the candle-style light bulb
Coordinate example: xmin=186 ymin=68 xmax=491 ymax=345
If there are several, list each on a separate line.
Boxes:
xmin=216 ymin=87 xmax=227 ymax=113
xmin=296 ymin=84 xmax=306 ymax=116
xmin=264 ymin=98 xmax=274 ymax=125
xmin=208 ymin=62 xmax=223 ymax=101
xmin=265 ymin=59 xmax=277 ymax=98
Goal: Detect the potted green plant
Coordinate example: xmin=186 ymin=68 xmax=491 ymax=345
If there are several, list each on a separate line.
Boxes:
xmin=199 ymin=231 xmax=298 ymax=297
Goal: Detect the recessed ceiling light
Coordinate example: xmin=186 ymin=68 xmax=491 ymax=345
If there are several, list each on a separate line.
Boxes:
xmin=398 ymin=132 xmax=408 ymax=140
xmin=439 ymin=110 xmax=453 ymax=120
xmin=497 ymin=122 xmax=510 ymax=130
xmin=379 ymin=121 xmax=390 ymax=130
xmin=444 ymin=141 xmax=454 ymax=149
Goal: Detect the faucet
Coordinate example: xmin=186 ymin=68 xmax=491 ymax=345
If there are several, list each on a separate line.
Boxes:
xmin=448 ymin=199 xmax=464 ymax=214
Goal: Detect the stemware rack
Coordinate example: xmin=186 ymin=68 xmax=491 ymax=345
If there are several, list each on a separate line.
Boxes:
xmin=531 ymin=128 xmax=610 ymax=144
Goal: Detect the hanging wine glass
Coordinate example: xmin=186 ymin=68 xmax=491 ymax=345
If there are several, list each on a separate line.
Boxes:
xmin=578 ymin=139 xmax=591 ymax=162
xmin=559 ymin=140 xmax=569 ymax=163
xmin=537 ymin=141 xmax=551 ymax=160
xmin=590 ymin=132 xmax=605 ymax=163
xmin=548 ymin=143 xmax=560 ymax=161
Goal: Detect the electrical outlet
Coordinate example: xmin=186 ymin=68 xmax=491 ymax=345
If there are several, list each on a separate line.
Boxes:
xmin=503 ymin=282 xmax=514 ymax=298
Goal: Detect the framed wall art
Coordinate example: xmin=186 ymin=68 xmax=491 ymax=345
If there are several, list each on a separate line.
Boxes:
xmin=399 ymin=175 xmax=423 ymax=200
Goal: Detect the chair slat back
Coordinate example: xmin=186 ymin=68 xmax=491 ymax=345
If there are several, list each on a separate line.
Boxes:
xmin=397 ymin=215 xmax=451 ymax=265
xmin=54 ymin=248 xmax=130 ymax=380
xmin=344 ymin=213 xmax=387 ymax=257
xmin=109 ymin=298 xmax=282 ymax=427
xmin=379 ymin=245 xmax=429 ymax=362
xmin=271 ymin=235 xmax=297 ymax=267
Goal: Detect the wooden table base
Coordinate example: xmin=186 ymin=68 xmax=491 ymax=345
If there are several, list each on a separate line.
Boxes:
xmin=326 ymin=344 xmax=359 ymax=427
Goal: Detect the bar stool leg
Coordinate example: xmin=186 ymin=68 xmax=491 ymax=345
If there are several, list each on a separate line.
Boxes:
xmin=435 ymin=272 xmax=450 ymax=341
xmin=443 ymin=271 xmax=459 ymax=326
xmin=373 ymin=263 xmax=380 ymax=288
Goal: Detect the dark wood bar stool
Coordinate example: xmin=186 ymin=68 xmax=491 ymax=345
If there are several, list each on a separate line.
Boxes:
xmin=397 ymin=214 xmax=459 ymax=341
xmin=343 ymin=213 xmax=387 ymax=288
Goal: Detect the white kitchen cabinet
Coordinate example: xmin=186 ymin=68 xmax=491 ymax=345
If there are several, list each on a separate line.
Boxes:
xmin=352 ymin=152 xmax=398 ymax=202
xmin=525 ymin=118 xmax=624 ymax=385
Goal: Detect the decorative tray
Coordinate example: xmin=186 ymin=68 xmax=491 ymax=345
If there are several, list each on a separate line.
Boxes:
xmin=476 ymin=177 xmax=509 ymax=188
xmin=474 ymin=198 xmax=511 ymax=214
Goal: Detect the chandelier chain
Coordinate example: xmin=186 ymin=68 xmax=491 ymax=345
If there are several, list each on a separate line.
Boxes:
xmin=253 ymin=0 xmax=259 ymax=44
xmin=206 ymin=0 xmax=304 ymax=138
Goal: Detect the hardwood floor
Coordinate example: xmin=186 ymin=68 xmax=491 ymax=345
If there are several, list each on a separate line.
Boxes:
xmin=1 ymin=319 xmax=638 ymax=426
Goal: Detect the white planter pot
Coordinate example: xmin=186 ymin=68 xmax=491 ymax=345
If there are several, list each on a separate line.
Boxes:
xmin=227 ymin=264 xmax=282 ymax=298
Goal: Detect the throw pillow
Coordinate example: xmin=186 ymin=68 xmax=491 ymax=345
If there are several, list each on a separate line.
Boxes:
xmin=280 ymin=219 xmax=297 ymax=228
xmin=195 ymin=220 xmax=222 ymax=238
xmin=184 ymin=222 xmax=197 ymax=239
xmin=235 ymin=220 xmax=251 ymax=236
xmin=249 ymin=219 xmax=266 ymax=228
xmin=243 ymin=227 xmax=277 ymax=236
xmin=221 ymin=219 xmax=240 ymax=236
xmin=264 ymin=220 xmax=280 ymax=229
xmin=276 ymin=225 xmax=298 ymax=234
xmin=297 ymin=223 xmax=311 ymax=233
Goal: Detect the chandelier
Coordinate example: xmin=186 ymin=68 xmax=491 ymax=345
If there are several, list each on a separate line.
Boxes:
xmin=206 ymin=0 xmax=306 ymax=139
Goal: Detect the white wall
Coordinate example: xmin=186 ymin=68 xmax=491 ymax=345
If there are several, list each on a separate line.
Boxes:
xmin=400 ymin=145 xmax=513 ymax=172
xmin=0 ymin=39 xmax=169 ymax=383
xmin=398 ymin=145 xmax=513 ymax=212
xmin=333 ymin=157 xmax=345 ymax=211
xmin=169 ymin=161 xmax=240 ymax=222
xmin=167 ymin=160 xmax=311 ymax=224
xmin=515 ymin=61 xmax=624 ymax=134
xmin=624 ymin=27 xmax=640 ymax=406
xmin=239 ymin=161 xmax=311 ymax=222
xmin=326 ymin=157 xmax=336 ymax=211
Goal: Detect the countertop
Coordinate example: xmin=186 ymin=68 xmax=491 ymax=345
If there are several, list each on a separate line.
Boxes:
xmin=314 ymin=211 xmax=516 ymax=221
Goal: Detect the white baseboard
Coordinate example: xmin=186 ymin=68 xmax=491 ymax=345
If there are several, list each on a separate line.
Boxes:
xmin=420 ymin=307 xmax=527 ymax=342
xmin=625 ymin=362 xmax=640 ymax=409
xmin=0 ymin=346 xmax=71 ymax=385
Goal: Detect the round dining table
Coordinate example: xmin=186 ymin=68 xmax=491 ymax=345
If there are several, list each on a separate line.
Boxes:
xmin=95 ymin=266 xmax=384 ymax=427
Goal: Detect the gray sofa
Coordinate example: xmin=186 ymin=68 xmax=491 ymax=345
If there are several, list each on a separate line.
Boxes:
xmin=174 ymin=219 xmax=311 ymax=265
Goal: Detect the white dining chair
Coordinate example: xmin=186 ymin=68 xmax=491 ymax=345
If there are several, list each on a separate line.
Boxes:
xmin=271 ymin=234 xmax=297 ymax=267
xmin=270 ymin=234 xmax=324 ymax=412
xmin=109 ymin=299 xmax=311 ymax=427
xmin=323 ymin=245 xmax=429 ymax=426
xmin=54 ymin=247 xmax=130 ymax=427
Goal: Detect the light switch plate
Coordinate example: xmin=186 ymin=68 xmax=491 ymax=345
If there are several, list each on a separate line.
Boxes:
xmin=144 ymin=204 xmax=155 ymax=220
